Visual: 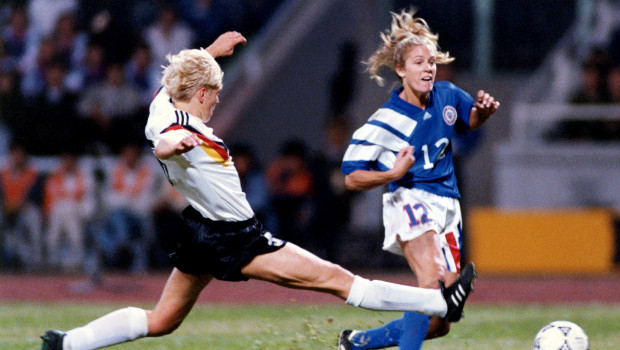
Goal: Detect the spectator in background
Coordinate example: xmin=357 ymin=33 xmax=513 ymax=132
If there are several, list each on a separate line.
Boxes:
xmin=0 ymin=68 xmax=28 ymax=146
xmin=0 ymin=142 xmax=44 ymax=270
xmin=151 ymin=177 xmax=188 ymax=270
xmin=266 ymin=138 xmax=315 ymax=250
xmin=550 ymin=49 xmax=613 ymax=141
xmin=99 ymin=142 xmax=155 ymax=273
xmin=19 ymin=35 xmax=57 ymax=98
xmin=76 ymin=0 xmax=136 ymax=64
xmin=128 ymin=0 xmax=161 ymax=33
xmin=49 ymin=12 xmax=87 ymax=70
xmin=44 ymin=151 xmax=95 ymax=272
xmin=143 ymin=5 xmax=194 ymax=70
xmin=124 ymin=42 xmax=160 ymax=108
xmin=1 ymin=5 xmax=33 ymax=71
xmin=78 ymin=62 xmax=142 ymax=153
xmin=28 ymin=59 xmax=82 ymax=156
xmin=229 ymin=142 xmax=277 ymax=233
xmin=311 ymin=117 xmax=355 ymax=262
xmin=27 ymin=0 xmax=78 ymax=42
xmin=65 ymin=40 xmax=106 ymax=92
xmin=570 ymin=49 xmax=611 ymax=104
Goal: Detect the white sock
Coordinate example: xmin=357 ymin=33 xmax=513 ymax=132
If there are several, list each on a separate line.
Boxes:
xmin=345 ymin=276 xmax=447 ymax=317
xmin=63 ymin=307 xmax=148 ymax=350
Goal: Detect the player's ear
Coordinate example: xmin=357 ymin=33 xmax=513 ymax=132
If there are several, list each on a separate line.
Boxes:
xmin=395 ymin=65 xmax=406 ymax=78
xmin=197 ymin=87 xmax=206 ymax=103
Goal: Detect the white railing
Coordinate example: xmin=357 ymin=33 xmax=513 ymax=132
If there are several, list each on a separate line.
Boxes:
xmin=495 ymin=103 xmax=620 ymax=209
xmin=510 ymin=103 xmax=620 ymax=145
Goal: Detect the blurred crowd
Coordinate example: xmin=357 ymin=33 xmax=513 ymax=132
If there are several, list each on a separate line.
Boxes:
xmin=0 ymin=0 xmax=284 ymax=156
xmin=0 ymin=0 xmax=312 ymax=275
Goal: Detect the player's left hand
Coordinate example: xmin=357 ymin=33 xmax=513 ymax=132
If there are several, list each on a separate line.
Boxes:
xmin=206 ymin=31 xmax=247 ymax=58
xmin=473 ymin=90 xmax=500 ymax=117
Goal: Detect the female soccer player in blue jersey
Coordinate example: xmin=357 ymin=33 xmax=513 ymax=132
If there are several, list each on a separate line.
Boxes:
xmin=339 ymin=9 xmax=499 ymax=350
xmin=41 ymin=31 xmax=475 ymax=350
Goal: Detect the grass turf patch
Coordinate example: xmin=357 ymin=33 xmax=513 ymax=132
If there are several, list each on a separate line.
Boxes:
xmin=3 ymin=302 xmax=619 ymax=349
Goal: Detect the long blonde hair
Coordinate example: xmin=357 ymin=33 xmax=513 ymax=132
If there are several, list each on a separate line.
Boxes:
xmin=365 ymin=9 xmax=454 ymax=85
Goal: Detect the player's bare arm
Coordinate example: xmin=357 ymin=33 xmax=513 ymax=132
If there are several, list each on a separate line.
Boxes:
xmin=345 ymin=146 xmax=415 ymax=191
xmin=206 ymin=31 xmax=247 ymax=58
xmin=154 ymin=134 xmax=203 ymax=160
xmin=469 ymin=90 xmax=500 ymax=129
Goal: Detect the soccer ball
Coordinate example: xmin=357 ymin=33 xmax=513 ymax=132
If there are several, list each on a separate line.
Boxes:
xmin=533 ymin=320 xmax=589 ymax=350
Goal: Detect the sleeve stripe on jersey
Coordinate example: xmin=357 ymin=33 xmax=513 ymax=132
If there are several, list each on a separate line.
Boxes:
xmin=370 ymin=108 xmax=418 ymax=136
xmin=377 ymin=150 xmax=396 ymax=168
xmin=352 ymin=123 xmax=410 ymax=151
xmin=163 ymin=124 xmax=230 ymax=164
xmin=367 ymin=120 xmax=407 ymax=140
xmin=343 ymin=144 xmax=397 ymax=168
xmin=343 ymin=143 xmax=385 ymax=162
xmin=349 ymin=139 xmax=375 ymax=146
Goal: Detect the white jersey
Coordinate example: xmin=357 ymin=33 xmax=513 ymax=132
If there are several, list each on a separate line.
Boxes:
xmin=145 ymin=88 xmax=254 ymax=222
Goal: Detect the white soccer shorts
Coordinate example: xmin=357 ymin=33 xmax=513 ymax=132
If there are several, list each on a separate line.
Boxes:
xmin=382 ymin=187 xmax=463 ymax=272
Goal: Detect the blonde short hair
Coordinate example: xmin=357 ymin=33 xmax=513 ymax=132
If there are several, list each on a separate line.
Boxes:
xmin=365 ymin=9 xmax=454 ymax=85
xmin=161 ymin=48 xmax=223 ymax=102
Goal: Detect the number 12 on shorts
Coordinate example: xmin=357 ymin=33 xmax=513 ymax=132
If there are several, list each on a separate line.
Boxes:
xmin=403 ymin=203 xmax=432 ymax=227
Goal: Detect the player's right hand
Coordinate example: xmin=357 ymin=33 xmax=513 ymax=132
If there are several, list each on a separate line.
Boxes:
xmin=392 ymin=146 xmax=415 ymax=178
xmin=206 ymin=31 xmax=247 ymax=58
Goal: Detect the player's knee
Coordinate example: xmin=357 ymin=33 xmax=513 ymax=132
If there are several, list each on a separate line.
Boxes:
xmin=147 ymin=311 xmax=184 ymax=337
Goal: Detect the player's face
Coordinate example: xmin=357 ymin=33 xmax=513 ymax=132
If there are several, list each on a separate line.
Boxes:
xmin=396 ymin=45 xmax=436 ymax=99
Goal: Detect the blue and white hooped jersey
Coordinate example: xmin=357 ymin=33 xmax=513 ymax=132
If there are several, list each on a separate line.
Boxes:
xmin=342 ymin=82 xmax=474 ymax=198
xmin=145 ymin=87 xmax=254 ymax=222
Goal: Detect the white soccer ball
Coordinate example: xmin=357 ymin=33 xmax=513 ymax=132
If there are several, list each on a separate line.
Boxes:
xmin=533 ymin=320 xmax=589 ymax=350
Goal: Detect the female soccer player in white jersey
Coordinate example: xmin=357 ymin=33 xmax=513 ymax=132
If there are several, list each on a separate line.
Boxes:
xmin=41 ymin=31 xmax=475 ymax=350
xmin=338 ymin=9 xmax=499 ymax=350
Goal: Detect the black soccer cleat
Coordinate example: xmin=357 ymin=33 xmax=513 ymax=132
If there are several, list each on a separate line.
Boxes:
xmin=338 ymin=329 xmax=357 ymax=350
xmin=40 ymin=330 xmax=65 ymax=350
xmin=440 ymin=262 xmax=477 ymax=322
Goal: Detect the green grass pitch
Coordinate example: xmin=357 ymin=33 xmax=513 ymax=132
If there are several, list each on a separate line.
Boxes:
xmin=3 ymin=302 xmax=619 ymax=349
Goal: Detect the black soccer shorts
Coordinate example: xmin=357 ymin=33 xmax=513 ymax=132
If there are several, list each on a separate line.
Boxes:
xmin=161 ymin=206 xmax=286 ymax=281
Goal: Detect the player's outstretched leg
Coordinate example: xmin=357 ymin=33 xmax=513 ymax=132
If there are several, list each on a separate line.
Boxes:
xmin=440 ymin=262 xmax=477 ymax=322
xmin=337 ymin=263 xmax=477 ymax=349
xmin=40 ymin=330 xmax=65 ymax=350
